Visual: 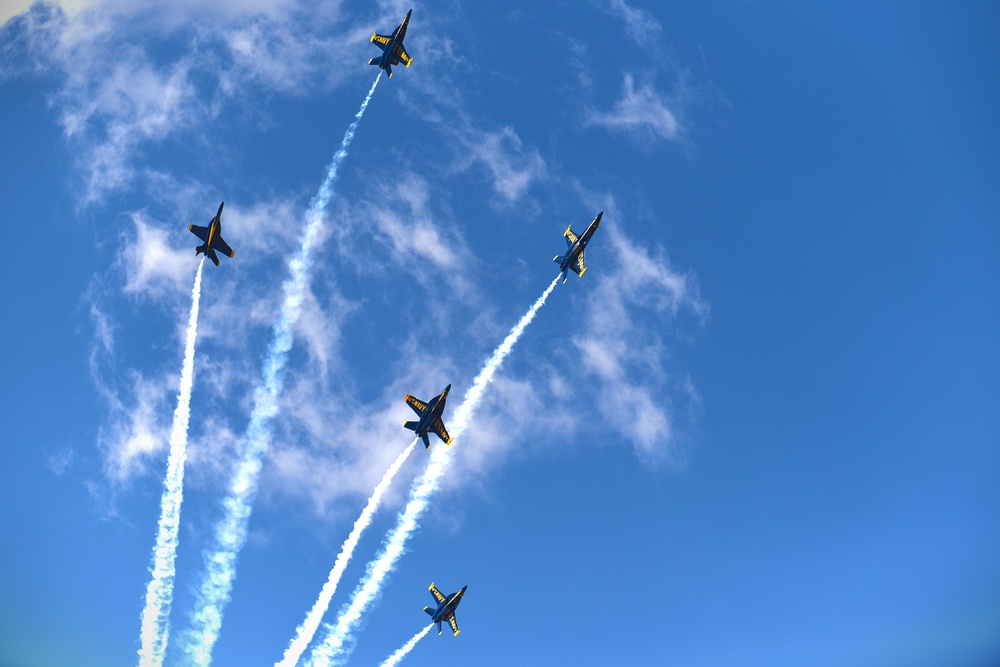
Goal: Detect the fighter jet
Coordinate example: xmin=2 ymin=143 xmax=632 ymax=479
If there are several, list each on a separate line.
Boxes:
xmin=553 ymin=210 xmax=603 ymax=284
xmin=188 ymin=201 xmax=235 ymax=267
xmin=403 ymin=384 xmax=452 ymax=449
xmin=423 ymin=583 xmax=467 ymax=636
xmin=369 ymin=9 xmax=413 ymax=78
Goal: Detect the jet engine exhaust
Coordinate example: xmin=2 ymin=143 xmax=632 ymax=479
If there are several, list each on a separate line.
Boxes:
xmin=378 ymin=624 xmax=433 ymax=667
xmin=275 ymin=437 xmax=419 ymax=667
xmin=179 ymin=73 xmax=383 ymax=667
xmin=137 ymin=258 xmax=205 ymax=667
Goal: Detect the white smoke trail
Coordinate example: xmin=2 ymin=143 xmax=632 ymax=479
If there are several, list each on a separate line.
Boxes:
xmin=180 ymin=73 xmax=382 ymax=667
xmin=275 ymin=438 xmax=418 ymax=667
xmin=378 ymin=625 xmax=433 ymax=667
xmin=137 ymin=258 xmax=205 ymax=667
xmin=306 ymin=276 xmax=560 ymax=667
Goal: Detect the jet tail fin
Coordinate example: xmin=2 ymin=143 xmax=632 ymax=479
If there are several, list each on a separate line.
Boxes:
xmin=421 ymin=433 xmax=430 ymax=449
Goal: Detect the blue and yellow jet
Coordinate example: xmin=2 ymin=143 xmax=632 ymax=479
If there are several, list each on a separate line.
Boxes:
xmin=369 ymin=9 xmax=413 ymax=78
xmin=553 ymin=210 xmax=603 ymax=283
xmin=423 ymin=582 xmax=467 ymax=636
xmin=403 ymin=384 xmax=452 ymax=448
xmin=188 ymin=201 xmax=235 ymax=267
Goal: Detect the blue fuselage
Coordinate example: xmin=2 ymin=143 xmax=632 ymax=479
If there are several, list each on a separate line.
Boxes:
xmin=415 ymin=391 xmax=446 ymax=435
xmin=431 ymin=586 xmax=466 ymax=623
xmin=376 ymin=13 xmax=410 ymax=68
xmin=560 ymin=219 xmax=599 ymax=273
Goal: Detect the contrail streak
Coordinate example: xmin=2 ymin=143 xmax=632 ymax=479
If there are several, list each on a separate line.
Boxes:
xmin=137 ymin=258 xmax=205 ymax=667
xmin=275 ymin=438 xmax=418 ymax=667
xmin=180 ymin=73 xmax=382 ymax=667
xmin=378 ymin=625 xmax=433 ymax=667
xmin=306 ymin=276 xmax=561 ymax=667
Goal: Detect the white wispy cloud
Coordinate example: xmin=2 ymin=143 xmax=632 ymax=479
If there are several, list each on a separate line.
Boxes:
xmin=570 ymin=219 xmax=707 ymax=463
xmin=96 ymin=370 xmax=173 ymax=483
xmin=448 ymin=125 xmax=548 ymax=206
xmin=45 ymin=445 xmax=76 ymax=476
xmin=600 ymin=0 xmax=663 ymax=46
xmin=331 ymin=170 xmax=477 ymax=300
xmin=585 ymin=73 xmax=684 ymax=144
xmin=4 ymin=0 xmax=371 ymax=204
xmin=122 ymin=213 xmax=197 ymax=297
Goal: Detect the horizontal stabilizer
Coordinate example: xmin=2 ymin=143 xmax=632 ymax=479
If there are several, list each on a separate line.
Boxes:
xmin=403 ymin=421 xmax=418 ymax=432
xmin=368 ymin=57 xmax=380 ymax=66
xmin=424 ymin=606 xmax=435 ymax=617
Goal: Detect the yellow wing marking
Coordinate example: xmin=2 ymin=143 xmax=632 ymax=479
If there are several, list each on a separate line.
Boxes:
xmin=429 ymin=583 xmax=446 ymax=603
xmin=447 ymin=612 xmax=460 ymax=636
xmin=564 ymin=226 xmax=579 ymax=244
xmin=432 ymin=417 xmax=452 ymax=445
xmin=371 ymin=32 xmax=390 ymax=45
xmin=576 ymin=253 xmax=586 ymax=276
xmin=405 ymin=394 xmax=428 ymax=412
xmin=394 ymin=44 xmax=412 ymax=66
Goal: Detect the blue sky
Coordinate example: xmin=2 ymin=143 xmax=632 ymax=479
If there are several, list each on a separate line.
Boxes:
xmin=1 ymin=1 xmax=999 ymax=665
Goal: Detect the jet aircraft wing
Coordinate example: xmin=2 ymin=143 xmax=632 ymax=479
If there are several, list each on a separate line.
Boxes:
xmin=430 ymin=417 xmax=452 ymax=445
xmin=189 ymin=224 xmax=209 ymax=241
xmin=446 ymin=611 xmax=460 ymax=636
xmin=429 ymin=583 xmax=447 ymax=604
xmin=393 ymin=44 xmax=412 ymax=66
xmin=572 ymin=251 xmax=586 ymax=277
xmin=405 ymin=394 xmax=428 ymax=414
xmin=214 ymin=236 xmax=236 ymax=259
xmin=563 ymin=226 xmax=579 ymax=244
xmin=371 ymin=32 xmax=391 ymax=47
